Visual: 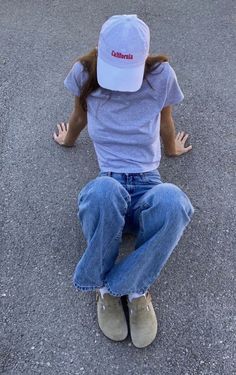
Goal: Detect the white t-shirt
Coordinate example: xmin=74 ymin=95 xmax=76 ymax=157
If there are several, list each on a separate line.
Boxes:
xmin=64 ymin=61 xmax=184 ymax=173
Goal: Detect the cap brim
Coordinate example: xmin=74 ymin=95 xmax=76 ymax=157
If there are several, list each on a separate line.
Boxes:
xmin=97 ymin=56 xmax=145 ymax=92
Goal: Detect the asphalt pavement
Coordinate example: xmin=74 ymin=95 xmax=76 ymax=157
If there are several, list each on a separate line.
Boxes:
xmin=0 ymin=1 xmax=235 ymax=374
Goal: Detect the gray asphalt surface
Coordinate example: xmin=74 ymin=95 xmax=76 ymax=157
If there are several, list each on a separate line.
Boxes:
xmin=1 ymin=1 xmax=235 ymax=374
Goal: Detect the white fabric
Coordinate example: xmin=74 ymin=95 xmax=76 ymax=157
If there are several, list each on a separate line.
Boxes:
xmin=97 ymin=57 xmax=145 ymax=92
xmin=128 ymin=292 xmax=146 ymax=302
xmin=99 ymin=287 xmax=110 ymax=298
xmin=97 ymin=14 xmax=150 ymax=92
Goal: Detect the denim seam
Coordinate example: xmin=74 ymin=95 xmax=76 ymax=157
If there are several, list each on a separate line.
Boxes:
xmin=121 ymin=190 xmax=131 ymax=204
xmin=74 ymin=281 xmax=104 ymax=291
xmin=114 ymin=228 xmax=124 ymax=240
xmin=135 ymin=202 xmax=151 ymax=234
xmin=140 ymin=202 xmax=151 ymax=209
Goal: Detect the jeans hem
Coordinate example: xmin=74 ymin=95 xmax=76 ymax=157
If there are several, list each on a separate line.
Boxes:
xmin=74 ymin=280 xmax=152 ymax=296
xmin=104 ymin=281 xmax=150 ymax=297
xmin=73 ymin=282 xmax=104 ymax=292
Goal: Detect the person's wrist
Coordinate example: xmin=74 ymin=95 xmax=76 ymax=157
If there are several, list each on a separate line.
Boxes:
xmin=164 ymin=146 xmax=177 ymax=156
xmin=62 ymin=140 xmax=75 ymax=147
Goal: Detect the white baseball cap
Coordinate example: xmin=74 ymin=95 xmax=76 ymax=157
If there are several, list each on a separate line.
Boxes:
xmin=97 ymin=15 xmax=150 ymax=92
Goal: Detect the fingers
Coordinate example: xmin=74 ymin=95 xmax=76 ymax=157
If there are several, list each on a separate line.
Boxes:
xmin=184 ymin=145 xmax=192 ymax=153
xmin=178 ymin=132 xmax=188 ymax=142
xmin=176 ymin=132 xmax=181 ymax=140
xmin=180 ymin=131 xmax=185 ymax=140
xmin=57 ymin=122 xmax=67 ymax=132
xmin=176 ymin=131 xmax=186 ymax=141
xmin=175 ymin=130 xmax=192 ymax=156
xmin=185 ymin=145 xmax=193 ymax=152
xmin=61 ymin=122 xmax=66 ymax=131
xmin=182 ymin=133 xmax=189 ymax=143
xmin=53 ymin=122 xmax=68 ymax=144
xmin=176 ymin=131 xmax=190 ymax=143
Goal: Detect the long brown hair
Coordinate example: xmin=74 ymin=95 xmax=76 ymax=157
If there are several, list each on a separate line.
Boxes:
xmin=76 ymin=48 xmax=169 ymax=111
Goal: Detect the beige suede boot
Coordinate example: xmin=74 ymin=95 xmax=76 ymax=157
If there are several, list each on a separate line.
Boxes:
xmin=96 ymin=292 xmax=128 ymax=341
xmin=128 ymin=292 xmax=158 ymax=348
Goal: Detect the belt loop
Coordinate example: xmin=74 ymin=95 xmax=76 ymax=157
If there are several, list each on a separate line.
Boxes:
xmin=108 ymin=171 xmax=111 ymax=177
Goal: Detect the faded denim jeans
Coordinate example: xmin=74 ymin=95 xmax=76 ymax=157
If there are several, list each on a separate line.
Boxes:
xmin=73 ymin=170 xmax=194 ymax=296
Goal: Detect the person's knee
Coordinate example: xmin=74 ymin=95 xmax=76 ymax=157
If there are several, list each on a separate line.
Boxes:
xmin=78 ymin=176 xmax=129 ymax=207
xmin=159 ymin=183 xmax=194 ymax=217
xmin=147 ymin=183 xmax=194 ymax=217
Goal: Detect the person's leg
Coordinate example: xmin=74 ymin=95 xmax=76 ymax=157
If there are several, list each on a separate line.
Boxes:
xmin=73 ymin=176 xmax=131 ymax=291
xmin=104 ymin=183 xmax=194 ymax=296
xmin=74 ymin=175 xmax=131 ymax=341
xmin=103 ymin=182 xmax=193 ymax=347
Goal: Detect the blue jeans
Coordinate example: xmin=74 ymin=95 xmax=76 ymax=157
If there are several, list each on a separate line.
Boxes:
xmin=73 ymin=170 xmax=194 ymax=296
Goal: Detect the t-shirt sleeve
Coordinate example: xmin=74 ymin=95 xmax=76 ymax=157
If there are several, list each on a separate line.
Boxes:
xmin=64 ymin=61 xmax=85 ymax=97
xmin=163 ymin=65 xmax=184 ymax=107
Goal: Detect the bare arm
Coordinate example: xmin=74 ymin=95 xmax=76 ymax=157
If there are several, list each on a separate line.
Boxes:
xmin=160 ymin=106 xmax=176 ymax=155
xmin=160 ymin=106 xmax=192 ymax=156
xmin=53 ymin=96 xmax=87 ymax=146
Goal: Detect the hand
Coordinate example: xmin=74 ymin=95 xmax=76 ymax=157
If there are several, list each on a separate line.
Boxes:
xmin=174 ymin=132 xmax=192 ymax=156
xmin=53 ymin=122 xmax=74 ymax=147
